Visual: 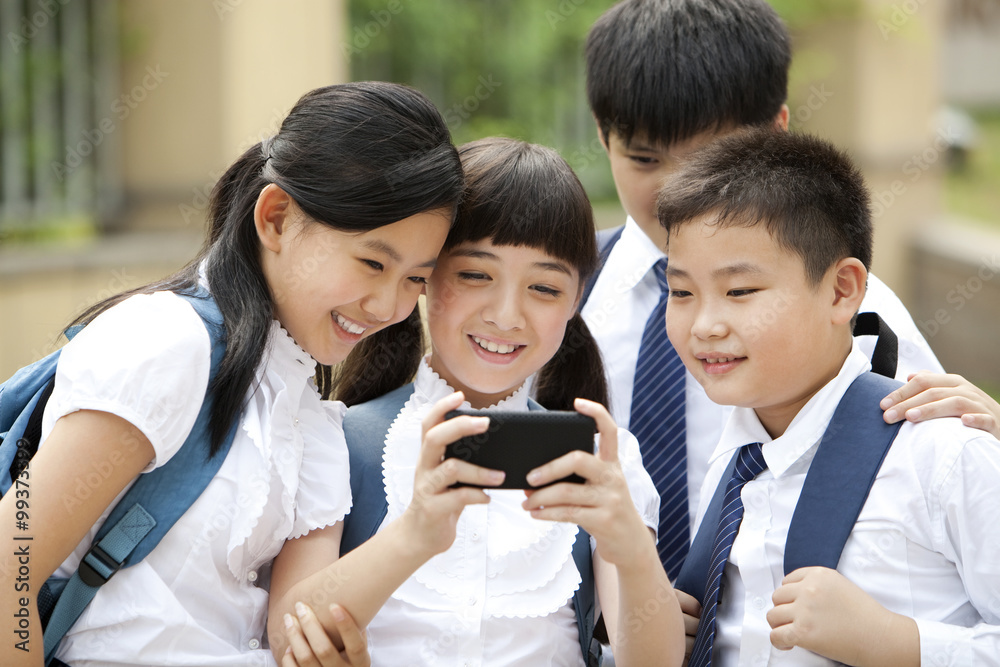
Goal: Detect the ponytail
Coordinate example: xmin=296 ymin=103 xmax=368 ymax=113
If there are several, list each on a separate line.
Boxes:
xmin=534 ymin=312 xmax=609 ymax=411
xmin=331 ymin=307 xmax=425 ymax=406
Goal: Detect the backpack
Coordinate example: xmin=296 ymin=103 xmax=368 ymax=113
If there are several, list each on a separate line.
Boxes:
xmin=0 ymin=290 xmax=238 ymax=665
xmin=341 ymin=385 xmax=603 ymax=667
xmin=674 ymin=370 xmax=905 ymax=602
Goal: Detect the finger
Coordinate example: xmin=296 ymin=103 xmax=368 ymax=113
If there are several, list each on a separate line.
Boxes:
xmin=412 ymin=457 xmax=502 ymax=498
xmin=526 ymin=503 xmax=594 ymax=525
xmin=420 ymin=417 xmax=490 ymax=473
xmin=778 ymin=566 xmax=812 ymax=586
xmin=283 ymin=612 xmax=320 ymax=667
xmin=765 ymin=598 xmax=795 ymax=630
xmin=574 ymin=397 xmax=619 ymax=463
xmin=294 ymin=601 xmax=339 ymax=664
xmin=769 ymin=623 xmax=799 ymax=651
xmin=329 ymin=604 xmax=370 ymax=667
xmin=682 ymin=611 xmax=700 ymax=638
xmin=526 ymin=450 xmax=604 ymax=489
xmin=282 ymin=645 xmax=301 ymax=667
xmin=522 ymin=479 xmax=607 ymax=512
xmin=675 ymin=590 xmax=702 ymax=618
xmin=963 ymin=413 xmax=1000 ymax=439
xmin=880 ymin=371 xmax=961 ymax=410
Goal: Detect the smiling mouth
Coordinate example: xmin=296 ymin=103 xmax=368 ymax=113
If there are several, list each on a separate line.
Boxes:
xmin=706 ymin=356 xmax=739 ymax=364
xmin=335 ymin=313 xmax=367 ymax=336
xmin=471 ymin=335 xmax=521 ymax=355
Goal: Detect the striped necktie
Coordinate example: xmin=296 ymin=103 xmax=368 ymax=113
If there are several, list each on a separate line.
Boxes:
xmin=629 ymin=257 xmax=689 ymax=579
xmin=688 ymin=442 xmax=768 ymax=667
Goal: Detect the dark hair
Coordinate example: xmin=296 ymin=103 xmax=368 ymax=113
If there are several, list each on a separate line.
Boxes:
xmin=74 ymin=82 xmax=463 ymax=454
xmin=586 ymin=0 xmax=791 ymax=147
xmin=656 ymin=127 xmax=873 ymax=283
xmin=451 ymin=137 xmax=608 ymax=411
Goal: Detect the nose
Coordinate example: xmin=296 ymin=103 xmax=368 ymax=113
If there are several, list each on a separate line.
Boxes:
xmin=360 ymin=280 xmax=396 ymax=324
xmin=482 ymin=285 xmax=524 ymax=331
xmin=690 ymin=300 xmax=728 ymax=341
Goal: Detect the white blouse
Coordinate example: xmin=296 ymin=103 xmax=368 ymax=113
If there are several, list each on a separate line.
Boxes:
xmin=40 ymin=291 xmax=352 ymax=667
xmin=366 ymin=359 xmax=659 ymax=667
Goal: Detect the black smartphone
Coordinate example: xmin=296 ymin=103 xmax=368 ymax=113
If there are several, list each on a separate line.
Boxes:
xmin=443 ymin=410 xmax=597 ymax=489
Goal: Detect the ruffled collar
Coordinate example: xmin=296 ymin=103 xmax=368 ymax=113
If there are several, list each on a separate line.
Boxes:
xmin=224 ymin=320 xmax=347 ymax=581
xmin=382 ymin=358 xmax=581 ymax=618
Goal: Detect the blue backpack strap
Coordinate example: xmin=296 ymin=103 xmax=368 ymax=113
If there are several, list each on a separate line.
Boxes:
xmin=340 ymin=383 xmax=414 ymax=555
xmin=43 ymin=290 xmax=238 ymax=663
xmin=579 ymin=225 xmax=625 ymax=310
xmin=673 ymin=453 xmax=739 ymax=604
xmin=783 ymin=372 xmax=903 ymax=574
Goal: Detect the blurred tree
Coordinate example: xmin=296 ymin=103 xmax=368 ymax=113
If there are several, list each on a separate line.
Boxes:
xmin=345 ymin=0 xmax=861 ymax=200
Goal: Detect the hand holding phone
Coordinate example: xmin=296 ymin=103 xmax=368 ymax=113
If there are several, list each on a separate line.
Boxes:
xmin=443 ymin=410 xmax=596 ymax=489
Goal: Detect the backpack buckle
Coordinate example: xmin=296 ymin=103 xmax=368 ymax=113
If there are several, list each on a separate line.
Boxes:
xmin=78 ymin=544 xmax=123 ymax=587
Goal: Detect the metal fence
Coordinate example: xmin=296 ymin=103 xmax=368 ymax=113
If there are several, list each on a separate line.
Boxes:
xmin=0 ymin=0 xmax=120 ymax=234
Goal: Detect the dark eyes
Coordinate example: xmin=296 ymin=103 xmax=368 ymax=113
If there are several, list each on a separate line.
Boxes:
xmin=363 ymin=259 xmax=384 ymax=271
xmin=669 ymin=290 xmax=691 ymax=299
xmin=458 ymin=271 xmax=489 ymax=281
xmin=408 ymin=276 xmax=428 ymax=285
xmin=531 ymin=285 xmax=561 ymax=297
xmin=728 ymin=289 xmax=758 ymax=297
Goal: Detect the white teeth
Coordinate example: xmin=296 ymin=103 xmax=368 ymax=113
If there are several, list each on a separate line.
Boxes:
xmin=472 ymin=336 xmax=517 ymax=355
xmin=336 ymin=314 xmax=366 ymax=335
xmin=707 ymin=357 xmax=734 ymax=364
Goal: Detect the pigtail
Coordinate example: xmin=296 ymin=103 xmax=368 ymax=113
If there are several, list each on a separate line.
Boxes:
xmin=533 ymin=312 xmax=610 ymax=411
xmin=331 ymin=307 xmax=426 ymax=406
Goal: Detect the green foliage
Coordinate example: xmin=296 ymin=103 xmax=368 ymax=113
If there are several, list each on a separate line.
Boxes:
xmin=344 ymin=0 xmax=863 ymax=201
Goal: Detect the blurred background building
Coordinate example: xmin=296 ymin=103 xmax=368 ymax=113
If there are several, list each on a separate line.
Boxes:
xmin=1 ymin=0 xmax=998 ymax=393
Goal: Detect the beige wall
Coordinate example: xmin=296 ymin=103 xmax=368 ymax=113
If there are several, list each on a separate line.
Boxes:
xmin=788 ymin=0 xmax=945 ymax=302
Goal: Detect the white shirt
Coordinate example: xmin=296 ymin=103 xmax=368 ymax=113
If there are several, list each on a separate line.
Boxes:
xmin=698 ymin=343 xmax=1000 ymax=666
xmin=365 ymin=359 xmax=659 ymax=667
xmin=581 ymin=217 xmax=945 ymax=531
xmin=41 ymin=291 xmax=352 ymax=667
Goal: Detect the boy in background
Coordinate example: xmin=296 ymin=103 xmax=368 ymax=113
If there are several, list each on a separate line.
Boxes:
xmin=580 ymin=0 xmax=956 ymax=580
xmin=660 ymin=126 xmax=1000 ymax=665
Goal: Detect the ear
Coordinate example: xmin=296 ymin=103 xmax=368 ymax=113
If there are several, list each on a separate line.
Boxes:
xmin=774 ymin=104 xmax=790 ymax=132
xmin=254 ymin=183 xmax=294 ymax=253
xmin=595 ymin=118 xmax=610 ymax=152
xmin=830 ymin=257 xmax=867 ymax=325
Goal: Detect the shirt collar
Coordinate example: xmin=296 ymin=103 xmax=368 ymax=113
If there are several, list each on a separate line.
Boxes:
xmin=710 ymin=342 xmax=873 ymax=478
xmin=602 ymin=216 xmax=668 ymax=291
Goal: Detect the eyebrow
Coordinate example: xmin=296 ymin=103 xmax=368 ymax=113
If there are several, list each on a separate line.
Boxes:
xmin=363 ymin=239 xmax=437 ymax=269
xmin=448 ymin=248 xmax=573 ymax=276
xmin=665 ymin=262 xmax=764 ymax=279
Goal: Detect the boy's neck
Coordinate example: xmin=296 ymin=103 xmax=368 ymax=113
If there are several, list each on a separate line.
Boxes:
xmin=752 ymin=340 xmax=853 ymax=439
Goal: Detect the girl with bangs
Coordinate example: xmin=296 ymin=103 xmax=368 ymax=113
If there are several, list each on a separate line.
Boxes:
xmin=290 ymin=138 xmax=684 ymax=667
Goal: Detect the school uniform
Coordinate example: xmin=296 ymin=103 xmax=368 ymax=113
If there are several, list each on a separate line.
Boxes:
xmin=41 ymin=290 xmax=352 ymax=666
xmin=363 ymin=358 xmax=660 ymax=667
xmin=580 ymin=217 xmax=945 ymax=534
xmin=697 ymin=343 xmax=1000 ymax=666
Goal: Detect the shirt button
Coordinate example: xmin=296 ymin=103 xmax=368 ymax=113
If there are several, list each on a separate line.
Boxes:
xmin=468 ymin=595 xmax=477 ymax=606
xmin=752 ymin=596 xmax=766 ymax=611
xmin=471 ymin=531 xmax=480 ymax=540
xmin=247 ymin=570 xmax=257 ymax=582
xmin=248 ymin=638 xmax=261 ymax=650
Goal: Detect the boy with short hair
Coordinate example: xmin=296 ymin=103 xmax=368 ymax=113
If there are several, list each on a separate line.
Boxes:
xmin=580 ymin=0 xmax=945 ymax=579
xmin=660 ymin=126 xmax=1000 ymax=665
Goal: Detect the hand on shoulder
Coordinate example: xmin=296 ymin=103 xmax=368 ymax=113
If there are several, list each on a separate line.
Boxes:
xmin=882 ymin=371 xmax=1000 ymax=439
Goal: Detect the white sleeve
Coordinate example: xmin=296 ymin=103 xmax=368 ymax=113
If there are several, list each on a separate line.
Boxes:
xmin=919 ymin=433 xmax=1000 ymax=664
xmin=41 ymin=292 xmax=212 ymax=471
xmin=859 ymin=274 xmax=944 ymax=377
xmin=289 ymin=399 xmax=353 ymax=539
xmin=614 ymin=427 xmax=660 ymax=536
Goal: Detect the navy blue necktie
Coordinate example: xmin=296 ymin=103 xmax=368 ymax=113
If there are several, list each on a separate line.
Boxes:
xmin=689 ymin=442 xmax=768 ymax=667
xmin=630 ymin=258 xmax=689 ymax=579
